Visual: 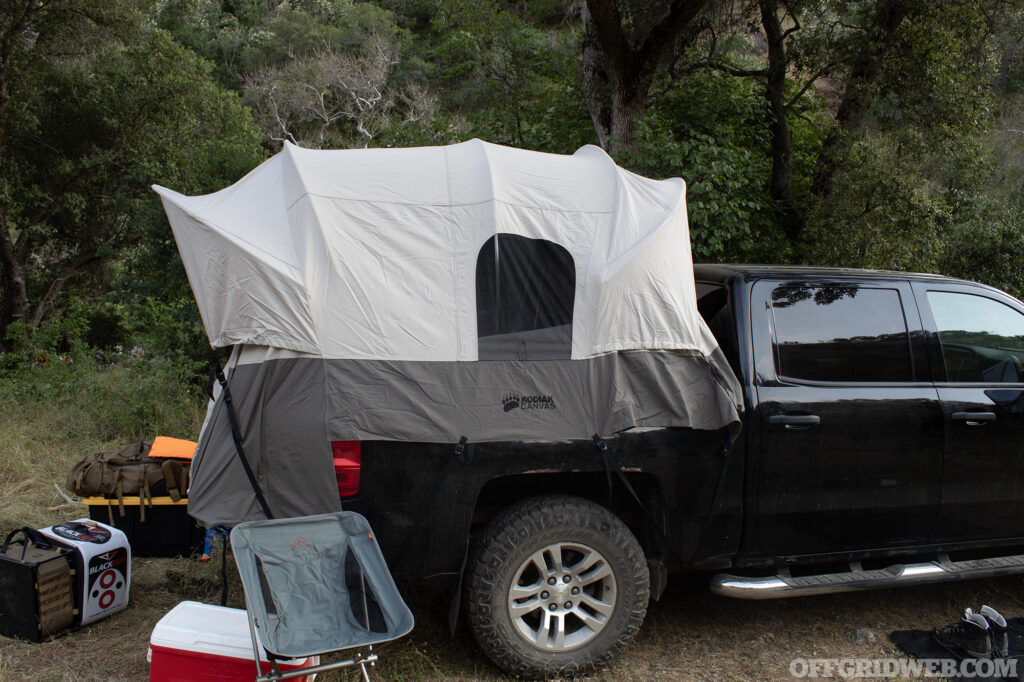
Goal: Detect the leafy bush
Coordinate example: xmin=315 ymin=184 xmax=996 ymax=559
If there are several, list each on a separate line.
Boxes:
xmin=0 ymin=352 xmax=206 ymax=444
xmin=620 ymin=73 xmax=826 ymax=263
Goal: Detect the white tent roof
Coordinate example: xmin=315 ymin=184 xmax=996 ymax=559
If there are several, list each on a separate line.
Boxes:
xmin=153 ymin=139 xmax=715 ymax=360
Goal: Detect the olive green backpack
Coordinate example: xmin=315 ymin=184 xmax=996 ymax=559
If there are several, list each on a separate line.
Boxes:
xmin=66 ymin=440 xmax=189 ymax=520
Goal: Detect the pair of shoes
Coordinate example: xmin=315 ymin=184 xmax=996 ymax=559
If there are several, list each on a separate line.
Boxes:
xmin=933 ymin=605 xmax=1009 ymax=658
xmin=981 ymin=605 xmax=1009 ymax=658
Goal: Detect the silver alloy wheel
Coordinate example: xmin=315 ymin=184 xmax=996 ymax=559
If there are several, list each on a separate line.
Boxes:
xmin=507 ymin=541 xmax=617 ymax=652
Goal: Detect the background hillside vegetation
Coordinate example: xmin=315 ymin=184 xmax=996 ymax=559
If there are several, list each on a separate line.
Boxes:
xmin=2 ymin=0 xmax=1023 ymax=436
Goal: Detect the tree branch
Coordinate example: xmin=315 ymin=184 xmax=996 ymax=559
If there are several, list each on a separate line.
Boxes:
xmin=779 ymin=0 xmax=801 ymax=40
xmin=700 ymin=60 xmax=767 ymax=77
xmin=785 ymin=70 xmax=826 ymax=109
xmin=637 ymin=0 xmax=710 ymax=74
xmin=28 ymin=251 xmax=101 ymax=327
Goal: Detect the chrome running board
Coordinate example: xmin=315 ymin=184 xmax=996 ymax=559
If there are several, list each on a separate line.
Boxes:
xmin=711 ymin=553 xmax=1024 ymax=600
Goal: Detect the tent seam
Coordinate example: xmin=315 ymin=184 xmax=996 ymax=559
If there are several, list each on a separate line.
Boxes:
xmin=281 ymin=143 xmax=322 ymax=352
xmin=283 ymin=192 xmax=617 ymax=215
xmin=441 ymin=145 xmax=463 ymax=360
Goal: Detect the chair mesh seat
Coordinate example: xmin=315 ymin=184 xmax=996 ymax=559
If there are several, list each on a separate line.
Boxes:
xmin=231 ymin=511 xmax=414 ymax=659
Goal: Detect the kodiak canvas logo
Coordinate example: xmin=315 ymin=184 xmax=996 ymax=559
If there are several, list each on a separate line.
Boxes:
xmin=503 ymin=393 xmax=557 ymax=412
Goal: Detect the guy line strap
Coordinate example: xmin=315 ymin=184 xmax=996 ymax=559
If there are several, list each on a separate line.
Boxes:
xmin=215 ymin=368 xmax=274 ymax=520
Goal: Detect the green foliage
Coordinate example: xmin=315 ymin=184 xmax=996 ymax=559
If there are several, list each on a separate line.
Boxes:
xmin=0 ymin=289 xmax=213 ymax=391
xmin=154 ymin=0 xmax=378 ymax=88
xmin=0 ymin=23 xmax=264 ymax=346
xmin=426 ymin=0 xmax=593 ymax=151
xmin=871 ymin=1 xmax=996 ymax=136
xmin=1 ymin=299 xmax=92 ymax=361
xmin=158 ymin=0 xmax=430 ymax=150
xmin=623 ymin=73 xmax=825 ymax=263
xmin=941 ymin=211 xmax=1024 ymax=300
xmin=0 ymin=353 xmax=205 ymax=443
xmin=805 ymin=122 xmax=1024 ymax=300
xmin=768 ymin=0 xmax=1022 ymax=287
xmin=85 ymin=29 xmax=265 ymax=193
xmin=805 ymin=131 xmax=949 ymax=272
xmin=936 ymin=138 xmax=1024 ymax=299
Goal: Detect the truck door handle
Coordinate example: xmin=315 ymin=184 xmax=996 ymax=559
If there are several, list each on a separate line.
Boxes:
xmin=767 ymin=415 xmax=820 ymax=429
xmin=952 ymin=411 xmax=996 ymax=425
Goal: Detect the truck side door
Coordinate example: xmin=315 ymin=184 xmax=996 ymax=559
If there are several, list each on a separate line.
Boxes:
xmin=752 ymin=278 xmax=943 ymax=557
xmin=913 ymin=282 xmax=1024 ymax=542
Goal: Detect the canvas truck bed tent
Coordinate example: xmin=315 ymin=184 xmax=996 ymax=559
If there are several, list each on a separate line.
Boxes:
xmin=153 ymin=140 xmax=743 ymax=528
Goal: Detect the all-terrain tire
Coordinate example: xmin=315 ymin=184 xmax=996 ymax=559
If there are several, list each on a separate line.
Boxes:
xmin=465 ymin=495 xmax=650 ymax=679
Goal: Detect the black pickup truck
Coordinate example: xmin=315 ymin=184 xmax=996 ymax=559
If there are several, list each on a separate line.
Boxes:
xmin=345 ymin=264 xmax=1024 ymax=678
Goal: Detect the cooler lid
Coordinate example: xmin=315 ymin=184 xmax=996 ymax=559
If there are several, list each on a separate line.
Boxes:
xmin=150 ymin=601 xmax=285 ymax=662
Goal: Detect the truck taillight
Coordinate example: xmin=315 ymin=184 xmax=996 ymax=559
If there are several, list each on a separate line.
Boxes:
xmin=331 ymin=441 xmax=361 ymax=497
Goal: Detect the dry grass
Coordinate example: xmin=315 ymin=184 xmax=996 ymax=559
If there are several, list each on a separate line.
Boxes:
xmin=2 ymin=363 xmax=1023 ymax=680
xmin=0 ymin=360 xmax=205 ymax=532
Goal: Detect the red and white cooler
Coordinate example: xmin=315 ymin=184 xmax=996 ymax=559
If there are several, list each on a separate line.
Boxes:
xmin=148 ymin=601 xmax=318 ymax=681
xmin=37 ymin=518 xmax=130 ymax=626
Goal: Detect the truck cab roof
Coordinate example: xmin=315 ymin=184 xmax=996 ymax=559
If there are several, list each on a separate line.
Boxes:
xmin=693 ymin=263 xmax=989 ymax=291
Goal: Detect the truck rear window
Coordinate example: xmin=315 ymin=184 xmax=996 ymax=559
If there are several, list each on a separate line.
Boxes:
xmin=770 ymin=286 xmax=913 ymax=383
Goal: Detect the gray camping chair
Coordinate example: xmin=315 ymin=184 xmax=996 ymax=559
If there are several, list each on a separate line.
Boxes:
xmin=230 ymin=511 xmax=414 ymax=681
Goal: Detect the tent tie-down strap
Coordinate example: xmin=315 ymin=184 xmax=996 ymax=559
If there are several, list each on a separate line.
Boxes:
xmin=592 ymin=433 xmax=667 ymax=543
xmin=216 ymin=369 xmax=274 ymax=520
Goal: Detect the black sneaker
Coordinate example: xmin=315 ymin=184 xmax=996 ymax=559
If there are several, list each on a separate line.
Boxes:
xmin=934 ymin=608 xmax=992 ymax=658
xmin=980 ymin=605 xmax=1009 ymax=658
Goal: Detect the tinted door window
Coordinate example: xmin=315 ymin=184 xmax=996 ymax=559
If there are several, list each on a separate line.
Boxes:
xmin=771 ymin=286 xmax=913 ymax=382
xmin=927 ymin=291 xmax=1024 ymax=383
xmin=754 ymin=279 xmax=941 ymax=555
xmin=476 ymin=234 xmax=575 ymax=360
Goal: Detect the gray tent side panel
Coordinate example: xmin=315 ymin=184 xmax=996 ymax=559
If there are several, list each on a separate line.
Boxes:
xmin=324 ymin=350 xmax=741 ymax=442
xmin=188 ymin=356 xmax=340 ymax=529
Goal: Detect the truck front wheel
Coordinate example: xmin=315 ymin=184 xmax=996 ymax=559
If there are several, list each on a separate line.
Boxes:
xmin=465 ymin=495 xmax=650 ymax=678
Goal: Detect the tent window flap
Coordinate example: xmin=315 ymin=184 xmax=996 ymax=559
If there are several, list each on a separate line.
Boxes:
xmin=476 ymin=234 xmax=575 ymax=361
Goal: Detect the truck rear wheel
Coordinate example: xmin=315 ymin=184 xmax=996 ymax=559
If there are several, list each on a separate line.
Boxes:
xmin=465 ymin=495 xmax=650 ymax=679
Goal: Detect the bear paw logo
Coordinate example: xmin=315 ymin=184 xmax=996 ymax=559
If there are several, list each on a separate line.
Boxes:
xmin=502 ymin=394 xmax=520 ymax=412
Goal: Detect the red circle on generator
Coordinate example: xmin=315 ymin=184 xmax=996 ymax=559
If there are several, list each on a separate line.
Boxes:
xmin=99 ymin=570 xmax=116 ymax=588
xmin=99 ymin=590 xmax=115 ymax=609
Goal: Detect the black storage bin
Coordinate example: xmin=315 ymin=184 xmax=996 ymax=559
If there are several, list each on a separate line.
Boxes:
xmin=0 ymin=529 xmax=75 ymax=642
xmin=85 ymin=498 xmax=205 ymax=558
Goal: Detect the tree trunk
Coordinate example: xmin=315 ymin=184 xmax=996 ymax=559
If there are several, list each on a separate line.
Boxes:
xmin=607 ymin=74 xmax=651 ymax=155
xmin=759 ymin=0 xmax=804 ymax=244
xmin=0 ymin=209 xmax=28 ymax=344
xmin=581 ymin=0 xmax=709 ymax=155
xmin=811 ymin=0 xmax=910 ymax=201
xmin=581 ymin=3 xmax=612 ymax=150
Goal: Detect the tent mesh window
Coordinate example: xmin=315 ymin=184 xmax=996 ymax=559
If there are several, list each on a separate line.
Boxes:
xmin=476 ymin=234 xmax=575 ymax=360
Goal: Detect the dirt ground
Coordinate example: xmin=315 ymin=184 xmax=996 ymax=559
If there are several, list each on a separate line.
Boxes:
xmin=1 ymin=550 xmax=1021 ymax=682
